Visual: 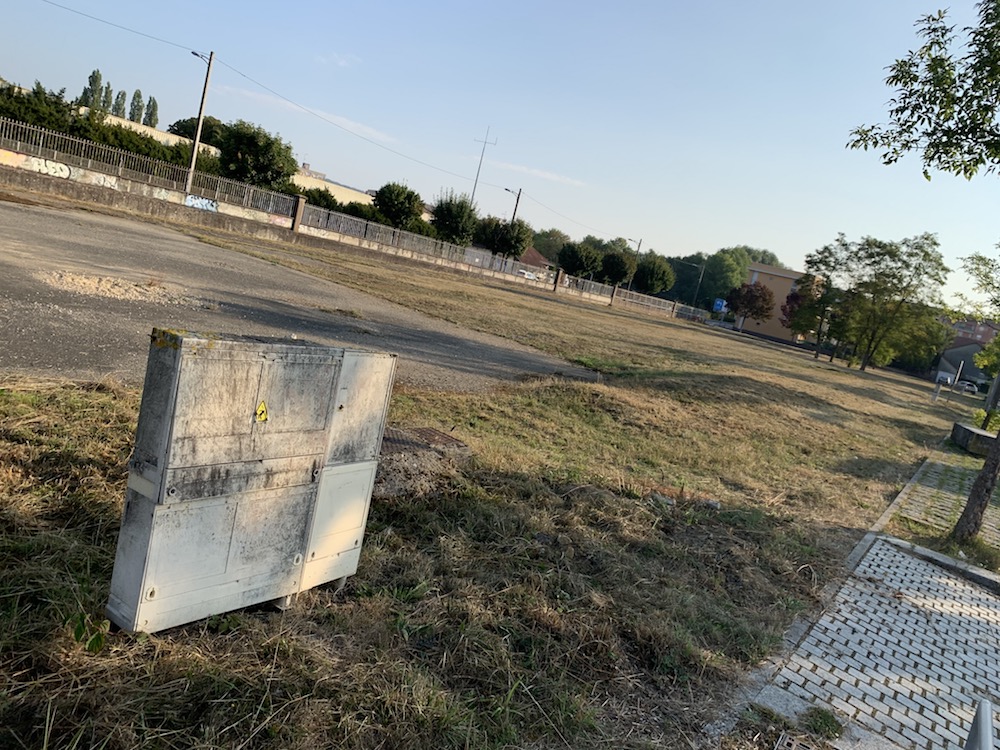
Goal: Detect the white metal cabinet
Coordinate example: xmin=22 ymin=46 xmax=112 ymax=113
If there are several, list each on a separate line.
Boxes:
xmin=107 ymin=329 xmax=395 ymax=633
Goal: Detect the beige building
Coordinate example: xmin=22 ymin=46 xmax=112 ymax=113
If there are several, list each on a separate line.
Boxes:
xmin=739 ymin=262 xmax=805 ymax=341
xmin=291 ymin=169 xmax=373 ymax=206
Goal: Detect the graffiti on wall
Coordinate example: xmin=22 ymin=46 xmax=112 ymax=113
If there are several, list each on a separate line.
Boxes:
xmin=74 ymin=170 xmax=118 ymax=189
xmin=184 ymin=194 xmax=218 ymax=212
xmin=26 ymin=157 xmax=70 ymax=179
xmin=0 ymin=150 xmax=27 ymax=169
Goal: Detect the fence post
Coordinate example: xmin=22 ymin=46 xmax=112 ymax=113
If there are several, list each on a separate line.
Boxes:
xmin=609 ymin=285 xmax=618 ymax=307
xmin=291 ymin=195 xmax=308 ymax=233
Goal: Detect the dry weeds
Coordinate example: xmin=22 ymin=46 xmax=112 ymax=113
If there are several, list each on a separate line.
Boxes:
xmin=0 ymin=226 xmax=974 ymax=748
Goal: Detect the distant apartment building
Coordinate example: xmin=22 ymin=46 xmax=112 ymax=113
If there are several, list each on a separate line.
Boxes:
xmin=952 ymin=318 xmax=998 ymax=345
xmin=739 ymin=262 xmax=805 ymax=342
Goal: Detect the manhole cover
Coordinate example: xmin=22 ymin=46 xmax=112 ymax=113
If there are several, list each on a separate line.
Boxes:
xmin=381 ymin=427 xmax=470 ymax=457
xmin=773 ymin=734 xmax=820 ymax=750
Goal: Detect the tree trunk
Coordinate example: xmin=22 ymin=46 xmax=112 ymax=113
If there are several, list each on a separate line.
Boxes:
xmin=952 ymin=432 xmax=1000 ymax=542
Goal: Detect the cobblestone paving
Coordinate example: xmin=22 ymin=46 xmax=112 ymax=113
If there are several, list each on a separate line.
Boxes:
xmin=755 ymin=448 xmax=1000 ymax=750
xmin=893 ymin=448 xmax=1000 ymax=549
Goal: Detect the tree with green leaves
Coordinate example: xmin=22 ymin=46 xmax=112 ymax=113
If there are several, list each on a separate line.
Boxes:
xmin=500 ymin=219 xmax=534 ymax=258
xmin=726 ymin=282 xmax=775 ymax=331
xmin=888 ymin=303 xmax=953 ymax=373
xmin=558 ymin=242 xmax=603 ymax=278
xmin=128 ymin=89 xmax=144 ymax=123
xmin=101 ymin=83 xmax=113 ymax=112
xmin=0 ymin=82 xmax=74 ymax=131
xmin=142 ymin=96 xmax=158 ymax=128
xmin=667 ymin=254 xmax=708 ymax=305
xmin=78 ymin=69 xmax=102 ymax=108
xmin=601 ymin=250 xmax=637 ymax=286
xmin=168 ymin=115 xmax=227 ymax=148
xmin=780 ymin=274 xmax=835 ymax=355
xmin=974 ymin=335 xmax=1000 ymax=378
xmin=821 ymin=234 xmax=949 ymax=371
xmin=707 ymin=247 xmax=753 ymax=302
xmin=532 ymin=228 xmax=570 ymax=262
xmin=849 ymin=2 xmax=1000 ymax=179
xmin=431 ymin=190 xmax=478 ymax=246
xmin=218 ymin=119 xmax=298 ymax=191
xmin=373 ymin=182 xmax=424 ymax=229
xmin=112 ymin=90 xmax=126 ymax=118
xmin=632 ymin=252 xmax=676 ymax=295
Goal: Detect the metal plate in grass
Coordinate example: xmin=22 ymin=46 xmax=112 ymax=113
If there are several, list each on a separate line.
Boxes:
xmin=381 ymin=426 xmax=470 ymax=457
xmin=773 ymin=733 xmax=820 ymax=750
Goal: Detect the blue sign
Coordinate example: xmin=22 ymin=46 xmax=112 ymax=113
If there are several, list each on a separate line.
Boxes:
xmin=713 ymin=298 xmax=727 ymax=313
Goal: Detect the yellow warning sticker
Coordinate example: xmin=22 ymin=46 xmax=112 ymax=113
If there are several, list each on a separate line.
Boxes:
xmin=255 ymin=401 xmax=268 ymax=422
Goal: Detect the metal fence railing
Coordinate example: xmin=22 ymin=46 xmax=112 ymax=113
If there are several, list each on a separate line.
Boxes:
xmin=0 ymin=116 xmax=296 ymax=217
xmin=0 ymin=116 xmax=711 ymax=322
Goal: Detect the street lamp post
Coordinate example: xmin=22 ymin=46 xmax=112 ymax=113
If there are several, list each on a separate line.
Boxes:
xmin=185 ymin=50 xmax=214 ymax=196
xmin=627 ymin=238 xmax=642 ymax=290
xmin=672 ymin=258 xmax=707 ymax=308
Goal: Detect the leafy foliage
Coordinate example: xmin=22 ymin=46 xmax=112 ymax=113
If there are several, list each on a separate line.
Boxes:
xmin=218 ymin=119 xmax=298 ymax=191
xmin=600 ymin=250 xmax=637 ymax=286
xmin=474 ymin=216 xmax=533 ymax=258
xmin=532 ymin=228 xmax=570 ymax=262
xmin=112 ymin=90 xmax=126 ymax=118
xmin=974 ymin=336 xmax=1000 ymax=377
xmin=804 ymin=233 xmax=949 ymax=370
xmin=726 ymin=282 xmax=776 ymax=330
xmin=373 ymin=182 xmax=425 ymax=229
xmin=557 ymin=242 xmax=603 ymax=278
xmin=849 ymin=3 xmax=1000 ymax=179
xmin=0 ymin=82 xmax=75 ymax=131
xmin=632 ymin=252 xmax=676 ymax=295
xmin=77 ymin=69 xmax=102 ymax=108
xmin=168 ymin=115 xmax=227 ymax=148
xmin=300 ymin=186 xmax=342 ymax=211
xmin=128 ymin=89 xmax=144 ymax=123
xmin=142 ymin=96 xmax=158 ymax=128
xmin=431 ymin=190 xmax=478 ymax=246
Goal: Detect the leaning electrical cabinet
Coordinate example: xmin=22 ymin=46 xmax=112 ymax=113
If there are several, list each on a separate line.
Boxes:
xmin=107 ymin=329 xmax=396 ymax=633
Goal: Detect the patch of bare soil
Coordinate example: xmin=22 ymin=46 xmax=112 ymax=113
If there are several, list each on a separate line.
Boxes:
xmin=0 ymin=191 xmax=41 ymax=207
xmin=37 ymin=271 xmax=193 ymax=305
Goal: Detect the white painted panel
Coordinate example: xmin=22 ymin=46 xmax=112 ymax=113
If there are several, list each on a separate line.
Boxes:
xmin=300 ymin=462 xmax=377 ymax=590
xmin=326 ymin=353 xmax=396 ymax=464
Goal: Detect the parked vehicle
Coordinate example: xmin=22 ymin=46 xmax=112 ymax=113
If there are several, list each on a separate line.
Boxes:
xmin=936 ymin=374 xmax=954 ymax=385
xmin=957 ymin=381 xmax=979 ymax=394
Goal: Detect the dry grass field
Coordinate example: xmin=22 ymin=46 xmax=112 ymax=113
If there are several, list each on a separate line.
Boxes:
xmin=0 ymin=223 xmax=979 ymax=749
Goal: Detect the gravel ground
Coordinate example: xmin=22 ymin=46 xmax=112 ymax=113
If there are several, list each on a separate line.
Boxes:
xmin=0 ymin=191 xmax=596 ymax=392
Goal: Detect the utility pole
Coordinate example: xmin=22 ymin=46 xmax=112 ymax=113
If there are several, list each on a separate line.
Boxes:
xmin=627 ymin=238 xmax=642 ymax=291
xmin=470 ymin=126 xmax=495 ymax=205
xmin=505 ymin=187 xmax=522 ymax=222
xmin=185 ymin=50 xmax=214 ymax=196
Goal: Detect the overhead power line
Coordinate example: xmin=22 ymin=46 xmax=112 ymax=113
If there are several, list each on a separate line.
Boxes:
xmin=37 ymin=0 xmax=614 ymax=237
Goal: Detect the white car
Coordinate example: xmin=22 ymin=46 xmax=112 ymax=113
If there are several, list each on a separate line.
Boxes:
xmin=956 ymin=381 xmax=979 ymax=395
xmin=516 ymin=269 xmax=538 ymax=281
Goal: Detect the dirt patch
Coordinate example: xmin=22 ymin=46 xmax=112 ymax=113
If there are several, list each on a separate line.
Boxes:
xmin=37 ymin=271 xmax=194 ymax=305
xmin=0 ymin=191 xmax=41 ymax=207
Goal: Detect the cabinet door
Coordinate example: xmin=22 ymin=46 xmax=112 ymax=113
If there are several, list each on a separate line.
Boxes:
xmin=300 ymin=461 xmax=378 ymax=590
xmin=325 ymin=353 xmax=396 ymax=465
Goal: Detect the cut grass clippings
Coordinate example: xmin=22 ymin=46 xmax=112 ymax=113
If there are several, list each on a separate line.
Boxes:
xmin=0 ymin=219 xmax=976 ymax=748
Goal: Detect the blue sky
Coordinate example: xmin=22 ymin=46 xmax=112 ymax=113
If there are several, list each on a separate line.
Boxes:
xmin=3 ymin=0 xmax=999 ymax=305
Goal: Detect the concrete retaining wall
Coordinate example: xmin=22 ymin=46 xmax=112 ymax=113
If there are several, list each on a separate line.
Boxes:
xmin=951 ymin=422 xmax=996 ymax=457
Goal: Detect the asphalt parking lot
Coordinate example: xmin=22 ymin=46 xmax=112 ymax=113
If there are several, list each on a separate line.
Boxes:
xmin=0 ymin=194 xmax=594 ymax=391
